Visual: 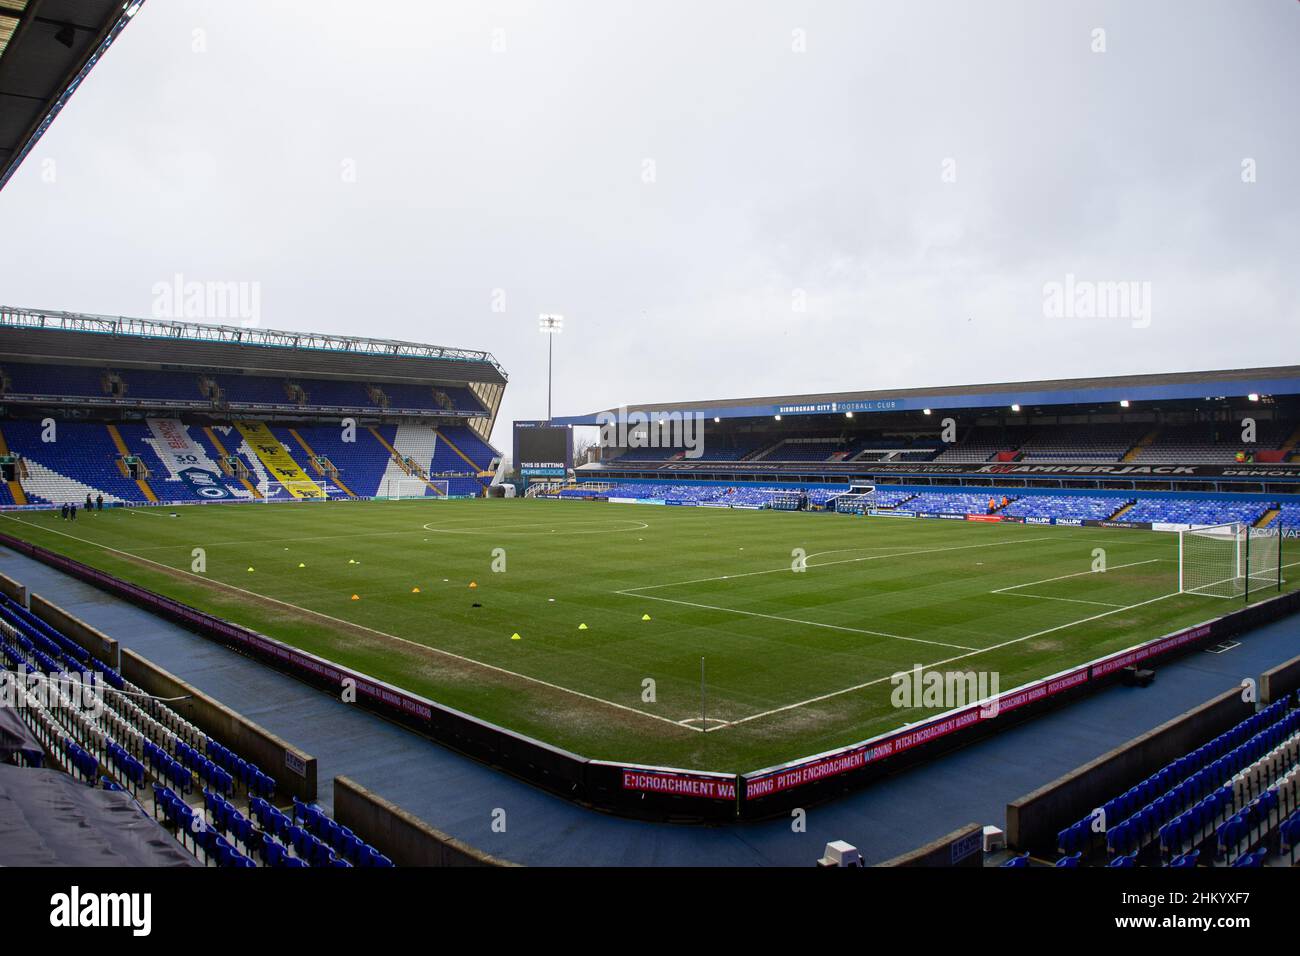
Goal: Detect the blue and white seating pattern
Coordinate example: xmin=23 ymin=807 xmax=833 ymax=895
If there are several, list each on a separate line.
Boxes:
xmin=3 ymin=594 xmax=394 ymax=869
xmin=1123 ymin=498 xmax=1273 ymax=527
xmin=1002 ymin=496 xmax=1126 ymax=521
xmin=1054 ymin=694 xmax=1300 ymax=867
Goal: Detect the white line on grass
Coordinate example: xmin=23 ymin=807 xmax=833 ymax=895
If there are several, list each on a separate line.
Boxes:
xmin=612 ymin=535 xmax=1060 ymax=654
xmin=988 ymin=557 xmax=1164 ymax=609
xmin=993 ymin=593 xmax=1127 ymax=609
xmin=727 ymin=558 xmax=1300 ymax=729
xmin=0 ymin=515 xmax=703 ymax=733
xmin=615 ymin=589 xmax=978 ymax=651
xmin=618 ymin=535 xmax=1059 ymax=593
xmin=989 ymin=558 xmax=1162 ymax=594
xmin=421 ymin=519 xmax=649 ymax=536
xmin=723 ymin=589 xmax=1188 ymax=728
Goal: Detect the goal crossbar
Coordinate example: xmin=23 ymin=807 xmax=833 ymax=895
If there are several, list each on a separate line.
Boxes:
xmin=381 ymin=477 xmax=446 ymax=499
xmin=1179 ymin=522 xmax=1283 ymax=599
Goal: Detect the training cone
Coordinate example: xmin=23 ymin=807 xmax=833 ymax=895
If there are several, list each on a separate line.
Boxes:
xmin=298 ymin=563 xmax=306 ymax=568
xmin=641 ymin=614 xmax=652 ymax=621
xmin=469 ymin=581 xmax=478 ymax=589
xmin=510 ymin=632 xmax=521 ymax=641
xmin=247 ymin=567 xmax=255 ymax=573
xmin=348 ymin=559 xmax=356 ymax=565
xmin=578 ymin=623 xmax=588 ymax=631
xmin=351 ymin=594 xmax=360 ymax=601
xmin=411 ymin=587 xmax=420 ymax=593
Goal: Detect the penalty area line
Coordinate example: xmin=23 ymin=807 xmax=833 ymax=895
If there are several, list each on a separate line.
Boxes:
xmin=725 ymin=587 xmax=1194 ymax=729
xmin=614 ymin=589 xmax=977 ymax=651
xmin=619 ymin=534 xmax=1060 ymax=594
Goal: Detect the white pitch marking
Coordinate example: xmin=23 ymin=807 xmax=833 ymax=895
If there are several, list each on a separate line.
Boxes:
xmin=989 ymin=558 xmax=1161 ymax=594
xmin=0 ymin=514 xmax=701 ymax=733
xmin=726 ymin=560 xmax=1300 ymax=728
xmin=619 ymin=535 xmax=1059 ymax=594
xmin=724 ymin=589 xmax=1191 ymax=728
xmin=615 ymin=590 xmax=978 ymax=651
xmin=995 ymin=593 xmax=1128 ymax=609
xmin=422 ymin=519 xmax=649 ymax=536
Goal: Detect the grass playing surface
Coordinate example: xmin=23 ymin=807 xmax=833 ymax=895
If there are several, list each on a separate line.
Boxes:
xmin=0 ymin=499 xmax=1292 ymax=772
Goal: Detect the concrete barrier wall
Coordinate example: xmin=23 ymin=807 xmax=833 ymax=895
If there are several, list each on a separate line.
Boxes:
xmin=29 ymin=594 xmax=118 ymax=669
xmin=1006 ymin=687 xmax=1251 ymax=853
xmin=1261 ymin=652 xmax=1300 ymax=705
xmin=0 ymin=572 xmax=27 ymax=606
xmin=880 ymin=823 xmax=984 ymax=867
xmin=121 ymin=648 xmax=317 ymax=801
xmin=333 ymin=775 xmax=513 ymax=867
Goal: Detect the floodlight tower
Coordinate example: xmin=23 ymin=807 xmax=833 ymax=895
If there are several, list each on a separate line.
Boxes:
xmin=538 ymin=314 xmax=563 ymax=421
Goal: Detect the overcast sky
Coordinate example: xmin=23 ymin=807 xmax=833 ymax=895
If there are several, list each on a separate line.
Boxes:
xmin=1 ymin=0 xmax=1297 ymax=455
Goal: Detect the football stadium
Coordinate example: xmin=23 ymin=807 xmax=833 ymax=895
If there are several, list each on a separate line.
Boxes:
xmin=1 ymin=0 xmax=1299 ymax=928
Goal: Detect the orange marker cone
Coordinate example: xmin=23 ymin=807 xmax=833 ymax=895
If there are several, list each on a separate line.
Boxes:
xmin=469 ymin=581 xmax=478 ymax=589
xmin=351 ymin=594 xmax=360 ymax=601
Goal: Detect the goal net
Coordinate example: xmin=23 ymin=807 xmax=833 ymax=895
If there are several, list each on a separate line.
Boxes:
xmin=382 ymin=477 xmax=446 ymax=499
xmin=1179 ymin=523 xmax=1283 ymax=598
xmin=833 ymin=485 xmax=877 ymax=515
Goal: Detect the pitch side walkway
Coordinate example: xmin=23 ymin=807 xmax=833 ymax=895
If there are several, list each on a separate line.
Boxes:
xmin=3 ymin=546 xmax=1298 ymax=866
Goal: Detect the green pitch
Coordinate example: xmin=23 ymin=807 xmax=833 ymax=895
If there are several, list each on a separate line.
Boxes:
xmin=0 ymin=500 xmax=1291 ymax=772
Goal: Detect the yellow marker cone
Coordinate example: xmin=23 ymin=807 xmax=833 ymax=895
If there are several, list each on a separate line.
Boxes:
xmin=351 ymin=594 xmax=360 ymax=601
xmin=247 ymin=567 xmax=255 ymax=572
xmin=578 ymin=623 xmax=588 ymax=630
xmin=348 ymin=559 xmax=356 ymax=565
xmin=641 ymin=614 xmax=651 ymax=621
xmin=510 ymin=632 xmax=521 ymax=640
xmin=411 ymin=587 xmax=421 ymax=593
xmin=469 ymin=581 xmax=478 ymax=589
xmin=298 ymin=563 xmax=306 ymax=568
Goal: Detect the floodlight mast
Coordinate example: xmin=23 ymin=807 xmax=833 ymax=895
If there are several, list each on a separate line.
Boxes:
xmin=538 ymin=314 xmax=563 ymax=421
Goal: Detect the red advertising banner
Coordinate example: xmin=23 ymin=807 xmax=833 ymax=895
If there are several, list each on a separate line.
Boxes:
xmin=1091 ymin=623 xmax=1213 ymax=678
xmin=620 ymin=768 xmax=737 ymax=800
xmin=743 ymin=665 xmax=1091 ymax=800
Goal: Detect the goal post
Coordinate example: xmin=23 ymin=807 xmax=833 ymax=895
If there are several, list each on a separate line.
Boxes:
xmin=381 ymin=477 xmax=446 ymax=499
xmin=1178 ymin=522 xmax=1284 ymax=599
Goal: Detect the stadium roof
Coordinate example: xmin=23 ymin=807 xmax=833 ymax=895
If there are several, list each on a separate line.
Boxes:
xmin=0 ymin=305 xmax=509 ymax=385
xmin=558 ymin=365 xmax=1300 ymax=425
xmin=0 ymin=0 xmax=142 ymax=193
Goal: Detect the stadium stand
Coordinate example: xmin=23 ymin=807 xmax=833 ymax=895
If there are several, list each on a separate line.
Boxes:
xmin=1131 ymin=423 xmax=1292 ymax=464
xmin=2 ymin=420 xmax=147 ymax=504
xmin=1053 ymin=693 xmax=1300 ymax=867
xmin=1122 ymin=498 xmax=1274 ymax=527
xmin=1017 ymin=424 xmax=1150 ymax=462
xmin=0 ymin=590 xmax=394 ymax=868
xmin=1001 ymin=495 xmax=1127 ymax=521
